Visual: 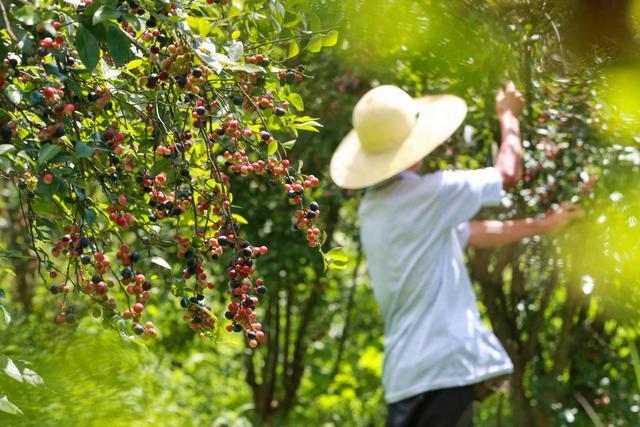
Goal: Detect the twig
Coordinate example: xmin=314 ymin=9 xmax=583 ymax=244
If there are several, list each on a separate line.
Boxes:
xmin=574 ymin=392 xmax=605 ymax=427
xmin=0 ymin=0 xmax=17 ymax=41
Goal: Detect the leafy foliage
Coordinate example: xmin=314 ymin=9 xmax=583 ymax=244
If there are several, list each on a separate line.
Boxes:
xmin=0 ymin=0 xmax=333 ymax=347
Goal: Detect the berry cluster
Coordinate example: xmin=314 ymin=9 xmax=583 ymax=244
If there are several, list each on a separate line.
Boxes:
xmin=50 ymin=226 xmax=91 ymax=259
xmin=278 ymin=66 xmax=305 ymax=85
xmin=294 ymin=202 xmax=322 ymax=247
xmin=107 ymin=195 xmax=136 ymax=229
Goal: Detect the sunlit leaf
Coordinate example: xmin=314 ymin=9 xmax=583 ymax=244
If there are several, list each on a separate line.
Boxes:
xmin=293 ymin=120 xmax=321 ymax=132
xmin=287 ymin=93 xmax=304 ymax=111
xmin=324 ymin=247 xmax=349 ymax=271
xmin=0 ymin=305 xmax=10 ymax=324
xmin=0 ymin=145 xmax=16 ymax=156
xmin=267 ymin=141 xmax=279 ymax=156
xmin=226 ymin=63 xmax=264 ymax=73
xmin=2 ymin=356 xmax=22 ymax=382
xmin=126 ymin=58 xmax=143 ymax=70
xmin=232 ymin=213 xmax=249 ymax=224
xmin=228 ymin=41 xmax=244 ymax=63
xmin=150 ymin=256 xmax=171 ymax=270
xmin=13 ymin=5 xmax=38 ymax=25
xmin=322 ymin=30 xmax=339 ymax=47
xmin=307 ymin=35 xmax=323 ymax=53
xmin=101 ymin=60 xmax=122 ymax=79
xmin=0 ymin=395 xmax=23 ymax=415
xmin=287 ymin=40 xmax=300 ymax=58
xmin=21 ymin=368 xmax=44 ymax=386
xmin=4 ymin=85 xmax=21 ymax=105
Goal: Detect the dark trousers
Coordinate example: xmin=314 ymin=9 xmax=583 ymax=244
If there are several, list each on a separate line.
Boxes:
xmin=385 ymin=385 xmax=475 ymax=427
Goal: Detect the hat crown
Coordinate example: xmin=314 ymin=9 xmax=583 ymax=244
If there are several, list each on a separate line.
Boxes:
xmin=352 ymin=85 xmax=418 ymax=154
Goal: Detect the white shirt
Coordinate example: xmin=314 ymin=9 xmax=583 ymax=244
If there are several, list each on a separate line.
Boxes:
xmin=358 ymin=167 xmax=513 ymax=404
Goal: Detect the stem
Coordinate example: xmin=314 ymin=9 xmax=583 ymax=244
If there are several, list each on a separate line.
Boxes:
xmin=0 ymin=0 xmax=17 ymax=41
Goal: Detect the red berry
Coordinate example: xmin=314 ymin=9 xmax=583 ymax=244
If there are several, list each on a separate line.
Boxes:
xmin=42 ymin=87 xmax=55 ymax=98
xmin=43 ymin=173 xmax=54 ymax=185
xmin=133 ymin=303 xmax=145 ymax=313
xmin=41 ymin=37 xmax=53 ymax=49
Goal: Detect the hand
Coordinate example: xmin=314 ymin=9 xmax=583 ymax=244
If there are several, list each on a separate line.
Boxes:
xmin=496 ymin=81 xmax=525 ymax=118
xmin=542 ymin=202 xmax=585 ymax=234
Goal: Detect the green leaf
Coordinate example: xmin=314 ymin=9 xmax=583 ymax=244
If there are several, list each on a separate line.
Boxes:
xmin=0 ymin=395 xmax=23 ymax=415
xmin=36 ymin=217 xmax=56 ymax=230
xmin=38 ymin=144 xmax=63 ymax=164
xmin=294 ymin=120 xmax=322 ymax=132
xmin=226 ymin=63 xmax=264 ymax=73
xmin=186 ymin=16 xmax=211 ymax=37
xmin=228 ymin=41 xmax=244 ymax=63
xmin=324 ymin=247 xmax=349 ymax=271
xmin=194 ymin=41 xmax=224 ymax=74
xmin=287 ymin=40 xmax=300 ymax=58
xmin=287 ymin=93 xmax=304 ymax=111
xmin=13 ymin=5 xmax=39 ymax=25
xmin=232 ymin=213 xmax=248 ymax=224
xmin=0 ymin=145 xmax=15 ymax=156
xmin=4 ymin=85 xmax=21 ymax=105
xmin=126 ymin=58 xmax=143 ymax=70
xmin=0 ymin=305 xmax=10 ymax=324
xmin=101 ymin=60 xmax=122 ymax=79
xmin=306 ymin=12 xmax=322 ymax=32
xmin=281 ymin=140 xmax=296 ymax=150
xmin=150 ymin=158 xmax=169 ymax=176
xmin=106 ymin=24 xmax=131 ymax=67
xmin=93 ymin=6 xmax=121 ymax=25
xmin=74 ymin=141 xmax=95 ymax=158
xmin=77 ymin=25 xmax=100 ymax=72
xmin=150 ymin=256 xmax=172 ymax=270
xmin=307 ymin=35 xmax=323 ymax=53
xmin=267 ymin=141 xmax=278 ymax=156
xmin=36 ymin=178 xmax=62 ymax=198
xmin=2 ymin=356 xmax=22 ymax=383
xmin=21 ymin=368 xmax=43 ymax=386
xmin=322 ymin=30 xmax=339 ymax=47
xmin=85 ymin=207 xmax=97 ymax=226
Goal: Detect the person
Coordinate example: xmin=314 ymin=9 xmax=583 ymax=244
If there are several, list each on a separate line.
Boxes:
xmin=329 ymin=83 xmax=583 ymax=427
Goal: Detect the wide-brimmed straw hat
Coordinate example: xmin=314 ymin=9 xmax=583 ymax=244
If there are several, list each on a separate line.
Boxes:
xmin=330 ymin=85 xmax=467 ymax=189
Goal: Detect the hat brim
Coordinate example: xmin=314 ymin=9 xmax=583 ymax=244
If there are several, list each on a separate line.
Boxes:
xmin=330 ymin=94 xmax=467 ymax=190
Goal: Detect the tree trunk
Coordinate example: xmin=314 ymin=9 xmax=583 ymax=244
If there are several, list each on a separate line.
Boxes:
xmin=510 ymin=360 xmax=536 ymax=427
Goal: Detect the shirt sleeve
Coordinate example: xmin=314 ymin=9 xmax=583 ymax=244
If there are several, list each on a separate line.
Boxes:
xmin=437 ymin=167 xmax=503 ymax=229
xmin=455 ymin=222 xmax=471 ymax=248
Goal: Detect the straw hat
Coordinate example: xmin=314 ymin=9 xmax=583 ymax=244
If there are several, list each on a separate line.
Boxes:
xmin=330 ymin=85 xmax=467 ymax=189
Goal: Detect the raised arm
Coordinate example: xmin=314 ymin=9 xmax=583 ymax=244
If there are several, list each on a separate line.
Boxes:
xmin=468 ymin=203 xmax=584 ymax=248
xmin=494 ymin=82 xmax=525 ymax=189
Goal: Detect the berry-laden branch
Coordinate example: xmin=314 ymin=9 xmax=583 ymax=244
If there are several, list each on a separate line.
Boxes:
xmin=0 ymin=0 xmax=328 ymax=347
